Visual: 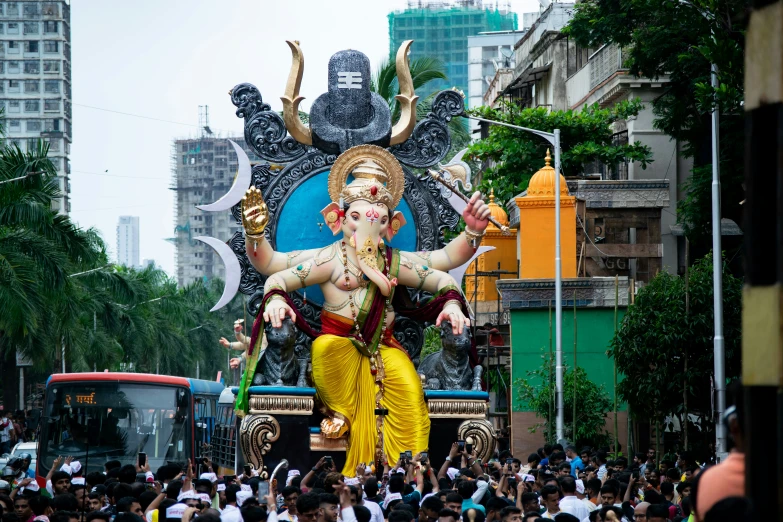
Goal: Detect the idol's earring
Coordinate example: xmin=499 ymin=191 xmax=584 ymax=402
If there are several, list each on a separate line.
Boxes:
xmin=349 ymin=236 xmax=356 ymax=248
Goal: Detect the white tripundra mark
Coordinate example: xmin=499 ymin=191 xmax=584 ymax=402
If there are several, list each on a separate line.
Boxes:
xmin=337 ymin=71 xmax=363 ymax=89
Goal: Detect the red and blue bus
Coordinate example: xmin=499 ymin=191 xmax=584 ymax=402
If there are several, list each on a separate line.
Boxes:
xmin=36 ymin=372 xmax=233 ymax=482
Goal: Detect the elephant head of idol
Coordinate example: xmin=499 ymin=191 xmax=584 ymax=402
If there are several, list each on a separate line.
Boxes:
xmin=320 ymin=145 xmax=407 ymax=296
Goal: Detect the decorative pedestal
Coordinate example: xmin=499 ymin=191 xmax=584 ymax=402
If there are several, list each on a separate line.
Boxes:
xmin=238 ymin=386 xmax=319 ymax=475
xmin=237 ymin=387 xmax=497 ymax=476
xmin=425 ymin=390 xmax=497 ymax=466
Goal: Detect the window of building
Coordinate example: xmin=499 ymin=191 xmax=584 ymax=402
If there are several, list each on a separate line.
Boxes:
xmin=8 ymin=23 xmax=19 ymax=35
xmin=43 ymin=41 xmax=59 ymax=53
xmin=42 ymin=3 xmax=59 ymax=17
xmin=43 ymin=60 xmax=59 ymax=73
xmin=8 ymin=119 xmax=21 ymax=131
xmin=23 ymin=22 xmax=39 ymax=35
xmin=44 ymin=80 xmax=59 ymax=93
xmin=0 ymin=23 xmax=4 ymax=34
xmin=8 ymin=61 xmax=19 ymax=74
xmin=47 ymin=138 xmax=60 ymax=151
xmin=24 ymin=80 xmax=39 ymax=93
xmin=25 ymin=100 xmax=39 ymax=112
xmin=415 ymin=29 xmax=424 ymax=39
xmin=44 ymin=118 xmax=59 ymax=131
xmin=8 ymin=100 xmax=20 ymax=113
xmin=44 ymin=99 xmax=59 ymax=111
xmin=23 ymin=3 xmax=39 ymax=17
xmin=27 ymin=138 xmax=39 ymax=150
xmin=473 ymin=15 xmax=483 ymax=23
xmin=8 ymin=80 xmax=20 ymax=93
xmin=0 ymin=101 xmax=5 ymax=112
xmin=25 ymin=41 xmax=39 ymax=53
xmin=24 ymin=60 xmax=39 ymax=74
xmin=43 ymin=21 xmax=58 ymax=33
xmin=0 ymin=62 xmax=4 ymax=75
xmin=7 ymin=3 xmax=18 ymax=16
xmin=0 ymin=4 xmax=4 ymax=15
xmin=27 ymin=120 xmax=41 ymax=132
xmin=8 ymin=41 xmax=19 ymax=54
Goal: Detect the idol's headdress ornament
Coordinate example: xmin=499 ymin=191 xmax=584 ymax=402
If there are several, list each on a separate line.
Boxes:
xmin=328 ymin=145 xmax=405 ymax=210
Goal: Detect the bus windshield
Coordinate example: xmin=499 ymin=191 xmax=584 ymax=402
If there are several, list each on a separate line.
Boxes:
xmin=39 ymin=382 xmax=190 ymax=475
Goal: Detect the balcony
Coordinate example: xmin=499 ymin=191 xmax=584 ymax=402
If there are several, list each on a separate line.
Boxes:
xmin=566 ymin=43 xmax=669 ymax=110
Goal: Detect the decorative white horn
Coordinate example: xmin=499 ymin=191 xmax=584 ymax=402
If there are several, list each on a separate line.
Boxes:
xmin=194 ymin=236 xmax=241 ymax=312
xmin=196 ymin=140 xmax=252 ymax=212
xmin=389 ymin=40 xmax=419 ymax=146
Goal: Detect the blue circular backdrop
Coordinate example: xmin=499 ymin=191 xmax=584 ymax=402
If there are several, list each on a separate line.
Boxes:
xmin=275 ymin=169 xmax=417 ymax=305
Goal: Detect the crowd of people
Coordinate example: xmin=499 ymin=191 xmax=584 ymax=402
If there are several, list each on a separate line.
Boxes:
xmin=0 ymin=435 xmax=745 ymax=522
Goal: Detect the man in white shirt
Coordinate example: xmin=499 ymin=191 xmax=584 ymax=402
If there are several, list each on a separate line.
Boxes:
xmin=540 ymin=485 xmax=562 ymax=520
xmin=348 ymin=485 xmax=382 ymax=522
xmin=221 ymin=484 xmax=242 ymax=522
xmin=279 ymin=486 xmax=302 ymax=522
xmin=558 ymin=477 xmax=590 ymax=520
xmin=595 ymin=451 xmax=608 ymax=481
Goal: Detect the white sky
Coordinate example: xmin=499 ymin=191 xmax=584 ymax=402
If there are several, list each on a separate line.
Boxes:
xmin=70 ymin=0 xmax=539 ymax=276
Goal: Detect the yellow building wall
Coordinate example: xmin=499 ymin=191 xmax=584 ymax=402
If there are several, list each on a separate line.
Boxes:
xmin=516 ymin=198 xmax=577 ymax=279
xmin=465 ymin=231 xmax=518 ymax=301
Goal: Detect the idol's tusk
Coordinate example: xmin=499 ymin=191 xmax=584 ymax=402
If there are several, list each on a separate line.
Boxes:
xmin=428 ymin=169 xmax=511 ymax=235
xmin=389 ymin=40 xmax=419 ymax=146
xmin=281 ymin=40 xmax=313 ymax=146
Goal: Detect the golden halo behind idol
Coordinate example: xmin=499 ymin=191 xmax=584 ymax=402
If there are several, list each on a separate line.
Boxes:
xmin=322 ymin=144 xmax=407 ymax=238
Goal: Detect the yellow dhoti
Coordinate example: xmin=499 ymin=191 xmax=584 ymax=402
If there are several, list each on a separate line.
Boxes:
xmin=311 ymin=334 xmax=430 ymax=476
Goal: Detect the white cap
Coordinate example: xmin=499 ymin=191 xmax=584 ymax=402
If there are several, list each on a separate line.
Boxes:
xmin=177 ymin=490 xmax=199 ymax=502
xmin=165 ymin=504 xmax=188 ymax=520
xmin=217 ymin=483 xmax=226 ymax=492
xmin=0 ymin=480 xmax=10 ymax=491
xmin=198 ymin=493 xmax=212 ymax=505
xmin=382 ymin=492 xmax=402 ymax=509
xmin=240 ymin=484 xmax=252 ymax=492
xmin=21 ymin=481 xmax=40 ymax=493
xmin=70 ymin=461 xmax=82 ymax=474
xmin=344 ymin=478 xmax=360 ymax=486
xmin=236 ymin=491 xmax=253 ymax=506
xmin=446 ymin=467 xmax=459 ymax=481
xmin=71 ymin=477 xmax=86 ymax=486
xmin=576 ymin=479 xmax=585 ymax=495
xmin=286 ymin=469 xmax=301 ymax=486
xmin=200 ymin=472 xmax=218 ymax=484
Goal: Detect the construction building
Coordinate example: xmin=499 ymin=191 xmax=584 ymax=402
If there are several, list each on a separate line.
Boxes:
xmin=116 ymin=215 xmax=140 ymax=268
xmin=388 ymin=0 xmax=517 ymax=100
xmin=170 ymin=132 xmax=259 ymax=287
xmin=0 ymin=0 xmax=72 ymax=213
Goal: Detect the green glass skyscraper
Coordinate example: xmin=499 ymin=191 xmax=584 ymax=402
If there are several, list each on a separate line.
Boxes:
xmin=388 ymin=1 xmax=518 ymax=100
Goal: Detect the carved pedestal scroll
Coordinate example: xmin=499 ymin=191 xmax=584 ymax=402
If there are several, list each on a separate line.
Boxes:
xmin=239 ymin=414 xmax=281 ymax=471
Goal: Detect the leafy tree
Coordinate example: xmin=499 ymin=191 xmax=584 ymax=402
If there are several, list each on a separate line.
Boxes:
xmin=516 ymin=355 xmax=613 ymax=446
xmin=0 ymin=125 xmax=245 ymax=406
xmin=564 ymin=0 xmax=747 ymax=244
xmin=467 ymin=101 xmax=654 ymax=204
xmin=609 ymin=252 xmax=742 ymax=448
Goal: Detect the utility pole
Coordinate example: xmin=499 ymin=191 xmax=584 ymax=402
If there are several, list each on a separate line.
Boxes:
xmin=466 ymin=115 xmax=564 ymax=441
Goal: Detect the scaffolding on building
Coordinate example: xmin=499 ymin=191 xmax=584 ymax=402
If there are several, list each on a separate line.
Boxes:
xmin=389 ymin=1 xmax=517 ymax=98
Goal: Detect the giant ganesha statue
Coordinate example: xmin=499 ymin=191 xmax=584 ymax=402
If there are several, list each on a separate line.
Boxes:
xmin=225 ymin=40 xmax=491 ymax=475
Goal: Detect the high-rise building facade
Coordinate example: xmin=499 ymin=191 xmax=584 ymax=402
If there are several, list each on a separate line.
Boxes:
xmin=116 ymin=216 xmax=140 ymax=268
xmin=0 ymin=1 xmax=72 ymax=214
xmin=170 ymin=136 xmax=259 ymax=287
xmin=388 ymin=0 xmax=517 ymax=100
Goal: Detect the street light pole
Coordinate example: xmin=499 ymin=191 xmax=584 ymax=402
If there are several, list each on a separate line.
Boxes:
xmin=677 ymin=0 xmax=726 ymax=457
xmin=466 ymin=115 xmax=565 ymax=440
xmin=553 ymin=129 xmax=564 ymax=442
xmin=710 ymin=62 xmax=726 ymax=457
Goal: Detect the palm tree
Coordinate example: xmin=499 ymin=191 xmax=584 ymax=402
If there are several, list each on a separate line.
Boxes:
xmin=371 ymin=56 xmax=472 ymax=160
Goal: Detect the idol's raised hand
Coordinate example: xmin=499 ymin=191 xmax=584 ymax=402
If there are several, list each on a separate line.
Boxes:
xmin=463 ymin=191 xmax=491 ymax=233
